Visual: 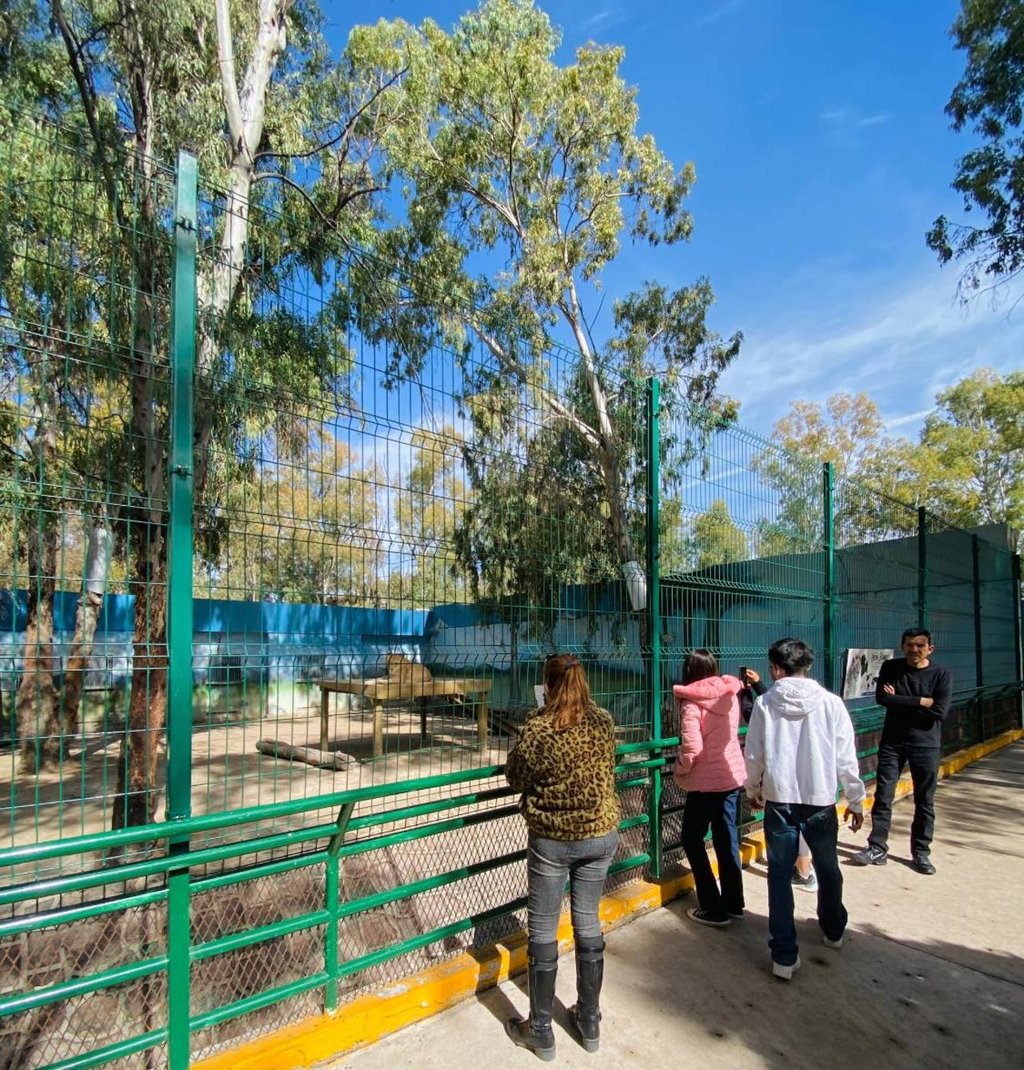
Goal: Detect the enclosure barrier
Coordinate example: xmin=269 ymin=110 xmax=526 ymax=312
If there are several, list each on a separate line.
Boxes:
xmin=1 ymin=106 xmax=1022 ymax=1070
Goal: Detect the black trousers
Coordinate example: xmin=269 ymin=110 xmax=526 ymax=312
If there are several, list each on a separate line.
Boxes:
xmin=868 ymin=741 xmax=940 ymax=856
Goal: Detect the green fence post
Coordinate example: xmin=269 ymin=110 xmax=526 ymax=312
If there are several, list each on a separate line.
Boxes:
xmin=167 ymin=149 xmax=198 ymax=1070
xmin=645 ymin=377 xmax=663 ymax=879
xmin=822 ymin=462 xmax=836 ymax=692
xmin=972 ymin=535 xmax=984 ymax=743
xmin=917 ymin=507 xmax=928 ymax=630
xmin=1013 ymin=553 xmax=1023 ymax=730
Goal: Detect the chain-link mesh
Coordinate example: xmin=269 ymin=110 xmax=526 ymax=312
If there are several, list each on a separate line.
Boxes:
xmin=0 ymin=903 xmax=167 ymax=1069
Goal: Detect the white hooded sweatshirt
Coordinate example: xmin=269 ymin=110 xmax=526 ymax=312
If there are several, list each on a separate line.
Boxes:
xmin=744 ymin=675 xmax=866 ymax=811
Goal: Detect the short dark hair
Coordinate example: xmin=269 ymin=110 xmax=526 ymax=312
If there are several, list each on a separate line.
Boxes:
xmin=767 ymin=638 xmax=814 ymax=675
xmin=683 ymin=648 xmax=718 ymax=684
xmin=901 ymin=627 xmax=932 ymax=644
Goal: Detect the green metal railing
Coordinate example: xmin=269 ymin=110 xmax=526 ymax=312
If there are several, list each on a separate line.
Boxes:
xmin=1 ymin=109 xmax=1022 ymax=1070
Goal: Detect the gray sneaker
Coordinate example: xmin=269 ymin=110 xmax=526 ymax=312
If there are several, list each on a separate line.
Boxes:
xmin=850 ymin=844 xmax=887 ymax=866
xmin=791 ymin=867 xmax=818 ymax=892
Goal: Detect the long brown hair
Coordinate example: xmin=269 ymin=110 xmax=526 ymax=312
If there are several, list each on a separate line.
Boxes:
xmin=542 ymin=654 xmax=593 ymax=731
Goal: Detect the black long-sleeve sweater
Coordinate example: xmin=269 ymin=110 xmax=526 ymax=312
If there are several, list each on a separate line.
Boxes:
xmin=875 ymin=658 xmax=953 ymax=747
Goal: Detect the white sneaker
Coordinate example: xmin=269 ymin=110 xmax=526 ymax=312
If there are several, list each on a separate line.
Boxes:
xmin=823 ymin=935 xmax=843 ymax=949
xmin=772 ymin=956 xmax=801 ymax=980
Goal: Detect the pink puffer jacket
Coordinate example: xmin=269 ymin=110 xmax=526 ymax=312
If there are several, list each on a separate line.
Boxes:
xmin=672 ymin=675 xmax=745 ymax=793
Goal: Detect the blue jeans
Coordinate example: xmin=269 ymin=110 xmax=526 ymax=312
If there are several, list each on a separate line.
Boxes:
xmin=681 ymin=788 xmax=744 ymax=919
xmin=526 ymin=831 xmax=619 ymax=944
xmin=764 ymin=802 xmax=847 ymax=966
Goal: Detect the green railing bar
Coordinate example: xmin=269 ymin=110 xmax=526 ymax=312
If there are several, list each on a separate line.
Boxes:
xmin=617 ymin=738 xmax=678 ymax=755
xmin=190 ymin=910 xmax=331 ymax=964
xmin=0 ymin=739 xmax=694 ymax=875
xmin=337 ymin=848 xmax=527 ymax=920
xmin=2 ymin=821 xmax=340 ymax=905
xmin=190 ymin=972 xmax=329 ymax=1033
xmin=615 ymin=778 xmax=653 ymax=793
xmin=337 ymin=898 xmax=528 ymax=980
xmin=344 ymin=785 xmax=516 ymax=832
xmin=334 ymin=806 xmax=522 ymax=861
xmin=616 ymin=758 xmax=666 ymax=773
xmin=618 ymin=814 xmax=649 ymax=831
xmin=45 ymin=1027 xmax=167 ymax=1070
xmin=0 ymin=764 xmax=507 ymax=868
xmin=0 ymin=953 xmax=168 ymax=1016
xmin=0 ymin=887 xmax=167 ymax=938
xmin=608 ymin=853 xmax=649 ymax=876
xmin=191 ymin=852 xmax=327 ymax=896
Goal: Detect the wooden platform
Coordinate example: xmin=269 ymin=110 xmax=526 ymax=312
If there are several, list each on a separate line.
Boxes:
xmin=319 ymin=676 xmax=493 ymax=757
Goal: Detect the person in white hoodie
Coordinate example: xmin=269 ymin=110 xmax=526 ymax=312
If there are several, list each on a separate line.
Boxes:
xmin=744 ymin=638 xmax=866 ymax=980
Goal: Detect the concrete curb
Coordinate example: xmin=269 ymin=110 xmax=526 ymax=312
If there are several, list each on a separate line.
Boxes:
xmin=192 ymin=726 xmax=1023 ymax=1070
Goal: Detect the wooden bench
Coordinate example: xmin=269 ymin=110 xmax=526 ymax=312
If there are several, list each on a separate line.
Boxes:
xmin=318 ymin=668 xmax=492 ymax=758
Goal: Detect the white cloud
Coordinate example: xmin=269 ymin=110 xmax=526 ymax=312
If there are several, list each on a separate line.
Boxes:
xmin=697 ymin=0 xmax=747 ymax=27
xmin=580 ymin=7 xmax=630 ymax=34
xmin=720 ymin=267 xmax=1024 ymax=440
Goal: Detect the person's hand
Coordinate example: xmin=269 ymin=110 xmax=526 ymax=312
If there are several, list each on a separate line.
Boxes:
xmin=745 ymin=669 xmax=761 ymax=686
xmin=919 ymin=696 xmax=934 ymax=708
xmin=747 ymin=793 xmax=764 ymax=809
xmin=883 ymin=684 xmax=895 ymax=695
xmin=844 ymin=808 xmax=864 ymax=833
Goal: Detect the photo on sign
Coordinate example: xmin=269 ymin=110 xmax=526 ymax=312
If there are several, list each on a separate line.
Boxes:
xmin=842 ymin=649 xmax=893 ymax=700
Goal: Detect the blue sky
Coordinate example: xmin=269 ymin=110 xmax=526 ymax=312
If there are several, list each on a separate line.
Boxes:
xmin=330 ymin=0 xmax=1020 ymax=440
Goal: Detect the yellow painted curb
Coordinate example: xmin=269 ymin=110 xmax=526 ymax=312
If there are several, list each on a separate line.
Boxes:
xmin=192 ymin=727 xmax=1023 ymax=1070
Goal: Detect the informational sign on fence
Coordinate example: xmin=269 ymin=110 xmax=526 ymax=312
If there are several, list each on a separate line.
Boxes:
xmin=842 ymin=648 xmax=894 ymax=699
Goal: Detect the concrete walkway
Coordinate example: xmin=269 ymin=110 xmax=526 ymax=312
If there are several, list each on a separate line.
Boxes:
xmin=327 ymin=743 xmax=1024 ymax=1070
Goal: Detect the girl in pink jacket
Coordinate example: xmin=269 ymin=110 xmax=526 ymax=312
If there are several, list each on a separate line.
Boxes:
xmin=673 ymin=649 xmax=746 ymax=927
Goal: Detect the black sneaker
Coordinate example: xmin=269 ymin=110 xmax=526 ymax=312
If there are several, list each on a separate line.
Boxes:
xmin=687 ymin=907 xmax=731 ymax=928
xmin=850 ymin=844 xmax=888 ymax=866
xmin=912 ymin=854 xmax=936 ymax=875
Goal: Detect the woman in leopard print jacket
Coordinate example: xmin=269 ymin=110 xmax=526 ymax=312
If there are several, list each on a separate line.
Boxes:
xmin=503 ymin=654 xmax=620 ymax=1061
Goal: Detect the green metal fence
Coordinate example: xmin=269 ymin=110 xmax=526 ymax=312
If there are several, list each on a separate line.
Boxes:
xmin=1 ymin=111 xmax=1021 ymax=1070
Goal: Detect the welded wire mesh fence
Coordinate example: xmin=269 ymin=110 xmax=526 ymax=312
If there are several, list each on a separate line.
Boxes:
xmin=1 ymin=108 xmax=1021 ymax=1070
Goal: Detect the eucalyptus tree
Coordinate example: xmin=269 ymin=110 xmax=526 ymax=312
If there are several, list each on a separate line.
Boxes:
xmin=355 ymin=0 xmax=741 ymax=603
xmin=1 ymin=0 xmax=402 ymax=824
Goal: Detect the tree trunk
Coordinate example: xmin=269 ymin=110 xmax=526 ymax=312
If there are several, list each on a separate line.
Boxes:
xmin=113 ymin=132 xmax=168 ymax=832
xmin=113 ymin=522 xmax=168 ymax=831
xmin=16 ymin=509 xmax=59 ymax=773
xmin=17 ymin=382 xmax=60 ymax=773
xmin=59 ymin=519 xmax=113 ymax=740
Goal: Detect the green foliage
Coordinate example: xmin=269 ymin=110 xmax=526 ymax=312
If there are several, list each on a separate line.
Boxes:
xmin=928 ymin=0 xmax=1024 ymax=294
xmin=758 ymin=373 xmax=1024 ymax=551
xmin=914 ymin=368 xmax=1024 ymax=542
xmin=754 ymin=392 xmax=916 ymax=551
xmin=690 ymin=499 xmax=747 ymax=570
xmin=352 ymin=0 xmax=740 ymax=593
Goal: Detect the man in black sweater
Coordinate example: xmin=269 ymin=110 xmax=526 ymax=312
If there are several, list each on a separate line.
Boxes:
xmin=851 ymin=628 xmax=952 ymax=874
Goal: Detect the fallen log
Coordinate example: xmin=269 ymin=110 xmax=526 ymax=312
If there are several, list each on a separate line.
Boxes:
xmin=256 ymin=738 xmax=360 ymax=769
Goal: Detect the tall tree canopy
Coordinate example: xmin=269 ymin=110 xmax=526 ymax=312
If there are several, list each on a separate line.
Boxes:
xmin=928 ymin=0 xmax=1024 ymax=295
xmin=356 ymin=0 xmax=740 ymax=593
xmin=758 ymin=373 xmax=1023 ymax=552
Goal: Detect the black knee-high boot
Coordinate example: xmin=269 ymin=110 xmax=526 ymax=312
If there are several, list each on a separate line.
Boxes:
xmin=505 ymin=940 xmax=558 ymax=1061
xmin=569 ymin=937 xmax=604 ymax=1052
